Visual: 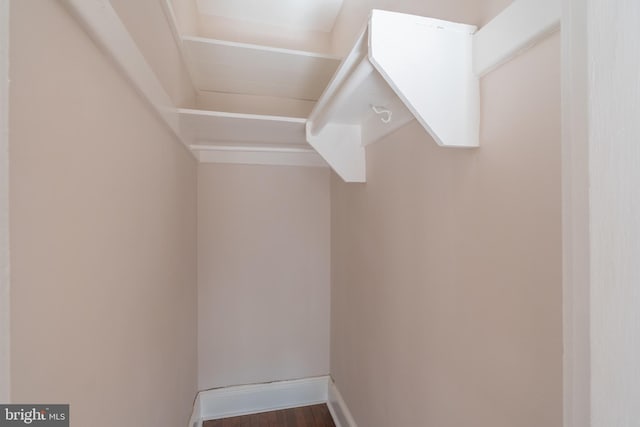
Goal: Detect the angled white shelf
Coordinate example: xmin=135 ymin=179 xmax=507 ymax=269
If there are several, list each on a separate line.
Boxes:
xmin=182 ymin=36 xmax=341 ymax=101
xmin=306 ymin=10 xmax=479 ymax=182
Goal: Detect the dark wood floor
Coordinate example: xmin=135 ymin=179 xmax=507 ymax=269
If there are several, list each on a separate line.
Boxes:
xmin=203 ymin=404 xmax=336 ymax=427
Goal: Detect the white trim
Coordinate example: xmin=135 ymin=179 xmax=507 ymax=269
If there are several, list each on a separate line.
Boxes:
xmin=181 ymin=35 xmax=341 ymax=61
xmin=188 ymin=393 xmax=202 ymax=427
xmin=191 ymin=144 xmax=317 ymax=154
xmin=158 ymin=0 xmax=198 ymax=95
xmin=195 ymin=376 xmax=330 ymax=422
xmin=187 ymin=377 xmax=354 ymax=427
xmin=327 ymin=380 xmax=358 ymax=427
xmin=195 ymin=145 xmax=329 ymax=168
xmin=473 ymin=0 xmax=561 ymax=76
xmin=59 ymin=0 xmax=194 ymax=157
xmin=159 ymin=0 xmax=184 ymax=56
xmin=561 ymin=0 xmax=590 ymax=426
xmin=0 ymin=0 xmax=10 ymax=404
xmin=178 ymin=108 xmax=306 ymax=124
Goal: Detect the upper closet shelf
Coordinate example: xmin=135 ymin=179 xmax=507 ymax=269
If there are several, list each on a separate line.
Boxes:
xmin=306 ymin=10 xmax=479 ymax=182
xmin=178 ymin=109 xmax=328 ymax=167
xmin=179 ymin=108 xmax=307 ymax=146
xmin=182 ymin=36 xmax=341 ymax=100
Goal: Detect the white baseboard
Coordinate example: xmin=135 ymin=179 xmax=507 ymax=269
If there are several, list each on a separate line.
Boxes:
xmin=189 ymin=375 xmax=330 ymax=424
xmin=327 ymin=380 xmax=358 ymax=427
xmin=187 ymin=375 xmax=358 ymax=427
xmin=188 ymin=392 xmax=202 ymax=427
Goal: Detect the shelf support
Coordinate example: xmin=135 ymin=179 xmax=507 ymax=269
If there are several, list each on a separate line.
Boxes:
xmin=308 ymin=57 xmax=374 ymax=136
xmin=473 ymin=0 xmax=561 ymax=77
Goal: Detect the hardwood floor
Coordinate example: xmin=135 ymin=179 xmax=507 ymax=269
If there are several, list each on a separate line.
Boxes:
xmin=203 ymin=404 xmax=336 ymax=427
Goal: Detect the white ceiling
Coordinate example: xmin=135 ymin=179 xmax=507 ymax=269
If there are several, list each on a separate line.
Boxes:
xmin=195 ymin=0 xmax=344 ymax=33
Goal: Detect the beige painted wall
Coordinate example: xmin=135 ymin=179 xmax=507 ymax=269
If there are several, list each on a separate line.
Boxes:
xmin=168 ymin=0 xmax=199 ymax=37
xmin=198 ymin=164 xmax=330 ymax=390
xmin=330 ymin=32 xmax=562 ymax=427
xmin=9 ymin=2 xmax=197 ymax=426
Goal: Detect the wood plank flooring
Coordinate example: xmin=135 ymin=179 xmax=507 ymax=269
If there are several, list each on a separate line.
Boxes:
xmin=203 ymin=404 xmax=336 ymax=427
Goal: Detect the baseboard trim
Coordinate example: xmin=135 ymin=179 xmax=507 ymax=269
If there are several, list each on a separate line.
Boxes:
xmin=187 ymin=376 xmax=358 ymax=427
xmin=188 ymin=392 xmax=202 ymax=427
xmin=189 ymin=376 xmax=330 ymax=424
xmin=327 ymin=380 xmax=358 ymax=427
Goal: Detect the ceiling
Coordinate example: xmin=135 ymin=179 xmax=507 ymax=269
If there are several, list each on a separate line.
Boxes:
xmin=195 ymin=0 xmax=344 ymax=33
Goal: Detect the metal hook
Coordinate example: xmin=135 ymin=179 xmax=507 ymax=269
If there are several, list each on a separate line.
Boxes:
xmin=371 ymin=105 xmax=392 ymax=124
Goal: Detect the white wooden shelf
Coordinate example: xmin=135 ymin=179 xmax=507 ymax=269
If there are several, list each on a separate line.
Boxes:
xmin=182 ymin=36 xmax=341 ymax=100
xmin=306 ymin=10 xmax=479 ymax=182
xmin=178 ymin=109 xmax=327 ymax=167
xmin=178 ymin=108 xmax=307 ymax=145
